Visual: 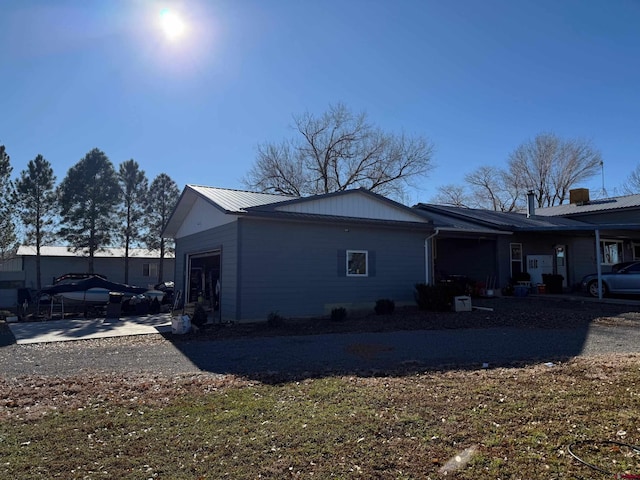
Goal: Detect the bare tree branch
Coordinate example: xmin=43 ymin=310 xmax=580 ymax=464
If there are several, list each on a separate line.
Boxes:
xmin=623 ymin=163 xmax=640 ymax=194
xmin=508 ymin=133 xmax=601 ymax=207
xmin=430 ymin=184 xmax=473 ymax=208
xmin=243 ymin=103 xmax=435 ymax=199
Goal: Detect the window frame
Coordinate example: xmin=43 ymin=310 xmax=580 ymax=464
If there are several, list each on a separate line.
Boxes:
xmin=143 ymin=262 xmax=159 ymax=278
xmin=509 ymin=243 xmax=523 ymax=277
xmin=346 ymin=250 xmax=368 ymax=277
xmin=600 ymin=240 xmax=623 ymax=265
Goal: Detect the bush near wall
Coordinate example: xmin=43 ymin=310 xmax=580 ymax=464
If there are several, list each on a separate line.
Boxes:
xmin=374 ymin=299 xmax=395 ymax=315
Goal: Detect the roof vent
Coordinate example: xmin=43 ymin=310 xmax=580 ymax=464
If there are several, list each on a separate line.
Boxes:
xmin=569 ymin=188 xmax=590 ymax=205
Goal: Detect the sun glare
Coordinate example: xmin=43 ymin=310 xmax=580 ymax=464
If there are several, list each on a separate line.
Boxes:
xmin=159 ymin=8 xmax=186 ymax=40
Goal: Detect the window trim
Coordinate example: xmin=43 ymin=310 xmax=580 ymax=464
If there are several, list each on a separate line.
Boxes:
xmin=143 ymin=262 xmax=159 ymax=278
xmin=509 ymin=243 xmax=523 ymax=277
xmin=600 ymin=239 xmax=623 ymax=265
xmin=346 ymin=250 xmax=368 ymax=277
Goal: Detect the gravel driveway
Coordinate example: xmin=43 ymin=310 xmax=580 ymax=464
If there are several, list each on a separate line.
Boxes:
xmin=1 ymin=296 xmax=639 ymax=379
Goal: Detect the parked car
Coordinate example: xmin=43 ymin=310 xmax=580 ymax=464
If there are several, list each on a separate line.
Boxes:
xmin=581 ymin=261 xmax=640 ymax=297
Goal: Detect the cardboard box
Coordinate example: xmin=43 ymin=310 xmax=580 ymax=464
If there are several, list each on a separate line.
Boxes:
xmin=454 ymin=296 xmax=472 ymax=312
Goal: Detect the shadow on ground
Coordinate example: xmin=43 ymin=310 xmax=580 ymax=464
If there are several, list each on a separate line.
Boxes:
xmin=3 ymin=296 xmax=639 ymax=382
xmin=0 ymin=323 xmax=15 ymax=347
xmin=165 ymin=322 xmax=595 ymax=382
xmin=164 ymin=296 xmax=640 ymax=382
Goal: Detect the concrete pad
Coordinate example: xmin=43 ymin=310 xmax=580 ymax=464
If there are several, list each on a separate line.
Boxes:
xmin=8 ymin=314 xmax=172 ymax=344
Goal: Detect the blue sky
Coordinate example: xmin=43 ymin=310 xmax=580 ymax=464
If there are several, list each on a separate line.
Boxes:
xmin=1 ymin=0 xmax=639 ymax=205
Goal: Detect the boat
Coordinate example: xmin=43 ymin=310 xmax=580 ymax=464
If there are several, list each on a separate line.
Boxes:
xmin=40 ymin=276 xmax=165 ymax=317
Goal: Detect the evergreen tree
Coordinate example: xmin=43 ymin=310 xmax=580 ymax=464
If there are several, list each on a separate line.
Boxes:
xmin=13 ymin=155 xmax=57 ymax=289
xmin=145 ymin=173 xmax=179 ymax=283
xmin=0 ymin=145 xmax=18 ymax=261
xmin=118 ymin=159 xmax=148 ymax=284
xmin=57 ymin=148 xmax=120 ymax=273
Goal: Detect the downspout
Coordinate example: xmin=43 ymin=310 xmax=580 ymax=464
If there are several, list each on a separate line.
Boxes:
xmin=424 ymin=228 xmax=440 ymax=285
xmin=595 ymin=228 xmax=603 ymax=299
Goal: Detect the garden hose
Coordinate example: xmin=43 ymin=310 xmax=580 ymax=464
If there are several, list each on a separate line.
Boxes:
xmin=568 ymin=440 xmax=640 ymax=479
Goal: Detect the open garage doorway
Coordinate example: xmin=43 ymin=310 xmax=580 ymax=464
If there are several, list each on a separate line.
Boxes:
xmin=187 ymin=250 xmax=221 ymax=322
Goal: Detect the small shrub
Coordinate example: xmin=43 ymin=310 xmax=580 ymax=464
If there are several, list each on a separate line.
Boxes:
xmin=415 ymin=283 xmax=462 ymax=311
xmin=267 ymin=311 xmax=285 ymax=328
xmin=330 ymin=307 xmax=347 ymax=322
xmin=374 ymin=298 xmax=395 ymax=315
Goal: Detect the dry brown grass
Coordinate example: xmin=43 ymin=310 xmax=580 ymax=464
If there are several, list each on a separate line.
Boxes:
xmin=1 ymin=354 xmax=639 ymax=479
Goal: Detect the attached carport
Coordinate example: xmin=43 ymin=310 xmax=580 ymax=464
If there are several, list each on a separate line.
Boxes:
xmin=518 ymin=224 xmax=640 ymax=299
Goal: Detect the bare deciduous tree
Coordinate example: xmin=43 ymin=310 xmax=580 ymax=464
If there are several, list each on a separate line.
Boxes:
xmin=464 ymin=166 xmax=523 ymax=212
xmin=508 ymin=133 xmax=602 ymax=207
xmin=430 ymin=184 xmax=473 ymax=208
xmin=244 ymin=103 xmax=435 ymax=199
xmin=430 ymin=167 xmax=523 ymax=212
xmin=623 ymin=164 xmax=640 ymax=194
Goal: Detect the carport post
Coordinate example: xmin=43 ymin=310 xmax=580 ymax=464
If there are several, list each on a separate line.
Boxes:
xmin=595 ymin=229 xmax=603 ymax=299
xmin=424 ymin=228 xmax=440 ymax=285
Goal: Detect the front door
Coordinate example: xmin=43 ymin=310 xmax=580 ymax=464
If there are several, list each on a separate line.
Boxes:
xmin=526 ymin=255 xmax=553 ymax=285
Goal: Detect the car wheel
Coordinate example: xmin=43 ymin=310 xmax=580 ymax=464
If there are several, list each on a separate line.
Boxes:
xmin=587 ymin=280 xmax=607 ymax=297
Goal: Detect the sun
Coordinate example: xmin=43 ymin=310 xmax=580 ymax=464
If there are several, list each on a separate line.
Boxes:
xmin=159 ymin=8 xmax=186 ymax=41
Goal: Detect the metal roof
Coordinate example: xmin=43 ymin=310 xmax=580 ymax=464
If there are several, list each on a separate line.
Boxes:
xmin=414 ymin=203 xmax=588 ymax=231
xmin=536 ymin=193 xmax=640 ymax=217
xmin=17 ymin=245 xmax=174 ymax=258
xmin=412 ymin=207 xmax=510 ymax=235
xmin=188 ymin=185 xmax=296 ymax=213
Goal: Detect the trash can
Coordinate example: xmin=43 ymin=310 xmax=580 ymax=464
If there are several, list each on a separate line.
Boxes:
xmin=106 ymin=292 xmax=123 ymax=319
xmin=109 ymin=292 xmax=124 ymax=304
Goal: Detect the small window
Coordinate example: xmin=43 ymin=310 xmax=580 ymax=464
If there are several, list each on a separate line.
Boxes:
xmin=143 ymin=263 xmax=158 ymax=278
xmin=510 ymin=243 xmax=523 ymax=278
xmin=347 ymin=250 xmax=368 ymax=277
xmin=600 ymin=240 xmax=622 ymax=265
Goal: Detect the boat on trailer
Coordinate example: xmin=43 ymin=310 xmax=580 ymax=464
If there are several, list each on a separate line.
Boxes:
xmin=40 ymin=276 xmax=164 ymax=317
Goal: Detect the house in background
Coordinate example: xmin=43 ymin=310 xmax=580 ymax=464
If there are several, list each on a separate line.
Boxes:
xmin=162 ymin=185 xmax=435 ymax=323
xmin=0 ymin=246 xmax=175 ymax=308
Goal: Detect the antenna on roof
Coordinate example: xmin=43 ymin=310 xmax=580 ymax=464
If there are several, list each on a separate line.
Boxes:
xmin=600 ymin=160 xmax=607 ymax=198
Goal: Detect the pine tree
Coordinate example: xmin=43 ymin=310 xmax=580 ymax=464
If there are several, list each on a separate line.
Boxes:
xmin=145 ymin=173 xmax=179 ymax=283
xmin=118 ymin=159 xmax=148 ymax=284
xmin=0 ymin=145 xmax=18 ymax=262
xmin=57 ymin=148 xmax=120 ymax=273
xmin=14 ymin=155 xmax=57 ymax=290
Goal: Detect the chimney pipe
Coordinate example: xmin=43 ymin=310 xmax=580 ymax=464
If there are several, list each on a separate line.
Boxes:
xmin=526 ymin=190 xmax=535 ymax=218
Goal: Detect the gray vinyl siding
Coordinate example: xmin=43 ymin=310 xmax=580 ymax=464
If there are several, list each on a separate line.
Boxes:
xmin=237 ymin=218 xmax=429 ymax=321
xmin=174 ymin=222 xmax=238 ymax=321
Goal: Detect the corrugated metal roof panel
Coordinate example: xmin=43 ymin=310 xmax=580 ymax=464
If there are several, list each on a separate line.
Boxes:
xmin=17 ymin=246 xmax=174 ymax=258
xmin=188 ymin=185 xmax=296 ymax=212
xmin=536 ymin=194 xmax=640 ymax=216
xmin=417 ymin=204 xmax=587 ymax=230
xmin=412 ymin=208 xmax=509 ymax=234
